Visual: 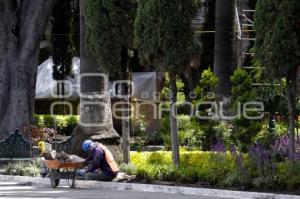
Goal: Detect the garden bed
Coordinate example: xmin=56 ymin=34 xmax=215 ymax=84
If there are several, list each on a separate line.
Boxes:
xmin=128 ymin=151 xmax=300 ymax=193
xmin=3 ymin=150 xmax=300 ymax=194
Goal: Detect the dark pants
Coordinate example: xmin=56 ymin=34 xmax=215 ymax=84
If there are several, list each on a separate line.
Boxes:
xmin=76 ymin=169 xmax=116 ymax=181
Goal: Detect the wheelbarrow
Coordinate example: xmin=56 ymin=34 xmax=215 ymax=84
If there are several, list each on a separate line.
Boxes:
xmin=43 ymin=160 xmax=83 ymax=188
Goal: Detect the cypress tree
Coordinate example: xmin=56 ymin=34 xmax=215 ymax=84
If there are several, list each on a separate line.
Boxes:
xmin=254 ymin=0 xmax=300 ymax=159
xmin=85 ymin=0 xmax=136 ymax=79
xmin=134 ymin=0 xmax=200 ymax=166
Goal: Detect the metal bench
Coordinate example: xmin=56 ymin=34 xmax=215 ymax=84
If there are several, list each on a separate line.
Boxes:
xmin=0 ymin=129 xmax=73 ymax=163
xmin=0 ymin=130 xmax=38 ymax=160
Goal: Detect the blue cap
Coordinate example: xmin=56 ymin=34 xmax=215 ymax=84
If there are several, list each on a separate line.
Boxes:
xmin=82 ymin=140 xmax=93 ymax=152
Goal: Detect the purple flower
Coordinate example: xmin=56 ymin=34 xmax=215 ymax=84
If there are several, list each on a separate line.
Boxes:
xmin=212 ymin=138 xmax=226 ymax=152
xmin=230 ymin=145 xmax=243 ymax=169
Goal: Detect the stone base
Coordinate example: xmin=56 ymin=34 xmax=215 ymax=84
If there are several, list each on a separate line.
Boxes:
xmin=69 ymin=126 xmax=122 ymax=162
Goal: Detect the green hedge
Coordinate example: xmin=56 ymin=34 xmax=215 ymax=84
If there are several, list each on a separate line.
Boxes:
xmin=34 ymin=115 xmax=79 ymax=136
xmin=130 ymin=151 xmax=300 ymax=191
xmin=3 ymin=159 xmax=40 ymax=176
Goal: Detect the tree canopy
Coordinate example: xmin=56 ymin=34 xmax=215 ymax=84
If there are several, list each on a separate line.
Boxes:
xmin=134 ymin=0 xmax=200 ymax=71
xmin=84 ymin=0 xmax=136 ymax=79
xmin=254 ymin=0 xmax=300 ymax=78
xmin=134 ymin=0 xmax=200 ymax=166
xmin=254 ymin=0 xmax=300 ymax=159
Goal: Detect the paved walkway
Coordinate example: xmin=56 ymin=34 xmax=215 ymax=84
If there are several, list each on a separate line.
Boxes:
xmin=0 ymin=182 xmax=237 ymax=199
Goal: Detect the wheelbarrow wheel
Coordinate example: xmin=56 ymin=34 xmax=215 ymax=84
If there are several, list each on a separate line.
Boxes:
xmin=50 ymin=170 xmax=60 ymax=188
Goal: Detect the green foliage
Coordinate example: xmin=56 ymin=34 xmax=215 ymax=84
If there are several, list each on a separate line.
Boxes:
xmin=193 ymin=69 xmax=234 ymax=151
xmin=42 ymin=115 xmax=56 ymax=128
xmin=130 ymin=137 xmax=145 ymax=152
xmin=230 ymin=69 xmax=256 ymax=104
xmin=198 ymin=120 xmax=220 ymax=150
xmin=199 ymin=68 xmax=219 ymax=89
xmin=130 ymin=114 xmax=163 ymax=145
xmin=85 ymin=0 xmax=136 ymax=78
xmin=220 ymin=169 xmax=251 ymax=188
xmin=212 ymin=121 xmax=234 ymax=147
xmin=256 ymin=81 xmax=287 ymax=115
xmin=131 ymin=151 xmax=237 ymax=185
xmin=254 ymin=0 xmax=300 ymax=78
xmin=131 ymin=151 xmax=300 ymax=190
xmin=3 ymin=163 xmax=14 ymax=175
xmin=134 ymin=0 xmax=201 ymax=166
xmin=143 ymin=130 xmax=164 ymax=145
xmin=193 ymin=69 xmax=221 ymax=150
xmin=62 ymin=116 xmax=79 ymax=135
xmin=160 ymin=115 xmax=204 ymax=150
xmin=251 ymin=64 xmax=287 ymax=116
xmin=159 ymin=117 xmax=171 ymax=149
xmin=254 ymin=125 xmax=275 ymax=148
xmin=276 ymin=161 xmax=300 ymax=190
xmin=230 ymin=69 xmax=263 ymax=151
xmin=34 ymin=115 xmax=79 ymax=136
xmin=179 ymin=121 xmax=204 ymax=150
xmin=198 ymin=120 xmax=235 ymax=151
xmin=4 ymin=159 xmax=40 ymax=177
xmin=131 ymin=114 xmax=147 ymax=136
xmin=275 ymin=122 xmax=288 ymax=136
xmin=161 ymin=73 xmax=185 ymax=103
xmin=194 ymin=68 xmax=218 ymax=101
xmin=159 ymin=113 xmax=235 ymax=151
xmin=234 ymin=119 xmax=263 ymax=152
xmin=119 ymin=163 xmax=137 ymax=175
xmin=194 ymin=69 xmax=219 ymax=120
xmin=134 ymin=0 xmax=200 ymax=70
xmin=33 ymin=115 xmax=42 ymax=127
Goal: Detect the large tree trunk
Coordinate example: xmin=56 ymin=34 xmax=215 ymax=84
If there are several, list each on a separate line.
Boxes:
xmin=0 ymin=0 xmax=57 ymax=139
xmin=286 ymin=68 xmax=297 ymax=160
xmin=169 ymin=70 xmax=180 ymax=166
xmin=70 ymin=0 xmax=121 ymax=160
xmin=213 ymin=0 xmax=234 ymax=97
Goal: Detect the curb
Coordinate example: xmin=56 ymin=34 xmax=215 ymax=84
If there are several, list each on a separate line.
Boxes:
xmin=0 ymin=175 xmax=299 ymax=199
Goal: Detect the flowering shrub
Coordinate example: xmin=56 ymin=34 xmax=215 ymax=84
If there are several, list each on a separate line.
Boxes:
xmin=131 ymin=150 xmax=300 ymax=190
xmin=22 ymin=125 xmax=57 ymax=143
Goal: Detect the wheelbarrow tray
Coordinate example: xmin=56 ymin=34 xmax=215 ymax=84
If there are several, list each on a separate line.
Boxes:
xmin=43 ymin=160 xmax=83 ymax=169
xmin=42 ymin=160 xmax=83 ymax=188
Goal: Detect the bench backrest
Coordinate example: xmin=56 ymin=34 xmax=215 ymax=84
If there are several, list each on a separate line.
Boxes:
xmin=0 ymin=130 xmax=33 ymax=158
xmin=0 ymin=130 xmax=73 ymax=159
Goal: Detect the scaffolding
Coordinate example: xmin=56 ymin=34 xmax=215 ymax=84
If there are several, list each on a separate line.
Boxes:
xmin=235 ymin=1 xmax=256 ymax=70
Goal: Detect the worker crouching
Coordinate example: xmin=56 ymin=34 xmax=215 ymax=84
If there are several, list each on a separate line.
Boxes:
xmin=77 ymin=140 xmax=119 ymax=181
